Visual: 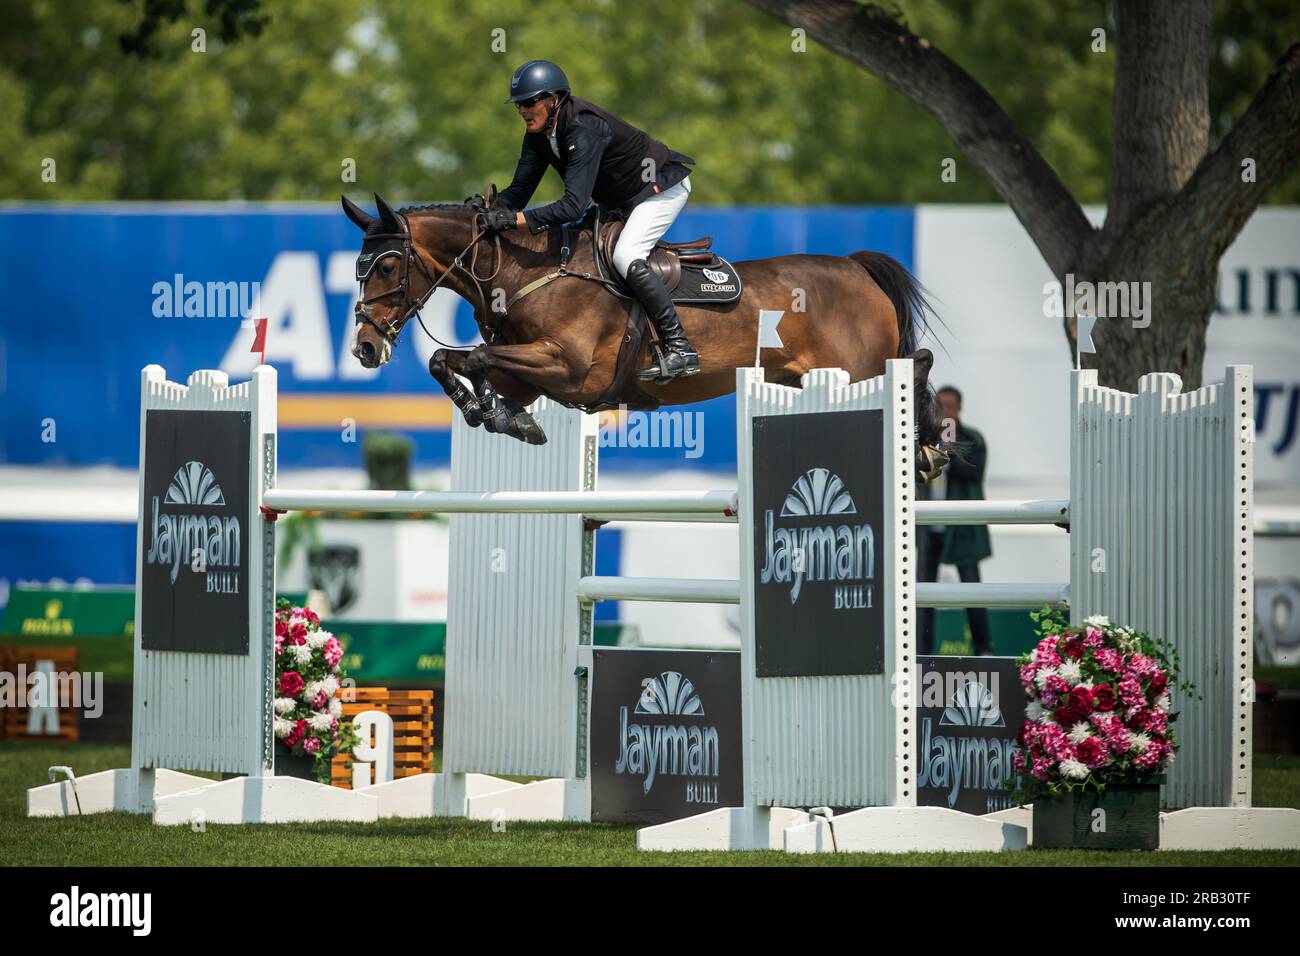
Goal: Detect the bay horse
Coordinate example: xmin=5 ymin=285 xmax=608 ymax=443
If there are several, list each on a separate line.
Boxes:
xmin=344 ymin=190 xmax=949 ymax=480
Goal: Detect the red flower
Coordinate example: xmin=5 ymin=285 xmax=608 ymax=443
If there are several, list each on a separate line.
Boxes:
xmin=1150 ymin=672 xmax=1168 ymax=695
xmin=284 ymin=724 xmax=303 ymax=748
xmin=279 ymin=671 xmax=304 ymax=697
xmin=1067 ymin=686 xmax=1094 ymax=714
xmin=1054 ymin=705 xmax=1084 ymax=727
xmin=1062 ymin=636 xmax=1085 ymax=659
xmin=275 ymin=619 xmax=289 ymax=638
xmin=1077 ymin=736 xmax=1107 ymax=768
xmin=1092 ymin=684 xmax=1117 ymax=711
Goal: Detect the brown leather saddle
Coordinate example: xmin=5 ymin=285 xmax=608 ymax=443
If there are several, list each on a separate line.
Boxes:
xmin=594 ymin=214 xmax=720 ymax=294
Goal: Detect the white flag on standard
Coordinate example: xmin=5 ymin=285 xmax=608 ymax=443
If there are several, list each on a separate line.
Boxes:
xmin=756 ymin=309 xmax=785 ymax=367
xmin=1075 ymin=313 xmax=1096 ymax=369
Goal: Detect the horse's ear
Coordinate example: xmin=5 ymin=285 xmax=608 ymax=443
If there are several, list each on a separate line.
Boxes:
xmin=907 ymin=348 xmax=934 ymax=387
xmin=374 ymin=193 xmax=401 ymax=231
xmin=484 ymin=183 xmax=498 ymax=208
xmin=341 ymin=195 xmax=374 ymax=232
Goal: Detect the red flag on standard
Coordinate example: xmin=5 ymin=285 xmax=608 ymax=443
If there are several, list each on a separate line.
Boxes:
xmin=250 ymin=318 xmax=268 ymax=365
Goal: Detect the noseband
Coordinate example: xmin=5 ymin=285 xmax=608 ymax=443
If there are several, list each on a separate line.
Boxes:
xmin=354 ymin=210 xmax=502 ymax=347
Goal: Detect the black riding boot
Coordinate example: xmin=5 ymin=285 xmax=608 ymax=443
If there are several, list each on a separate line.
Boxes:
xmin=626 ymin=259 xmax=700 ymax=383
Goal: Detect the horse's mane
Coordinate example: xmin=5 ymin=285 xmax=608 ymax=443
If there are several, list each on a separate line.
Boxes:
xmin=398 ymin=202 xmax=473 ymax=216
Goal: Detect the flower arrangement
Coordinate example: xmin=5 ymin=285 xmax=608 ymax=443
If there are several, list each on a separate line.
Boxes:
xmin=272 ymin=599 xmax=359 ymax=783
xmin=1013 ymin=608 xmax=1195 ymax=800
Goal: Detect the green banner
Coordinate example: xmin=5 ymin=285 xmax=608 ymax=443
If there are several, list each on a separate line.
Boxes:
xmin=328 ymin=620 xmax=636 ymax=684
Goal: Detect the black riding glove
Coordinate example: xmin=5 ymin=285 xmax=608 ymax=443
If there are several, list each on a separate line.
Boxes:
xmin=481 ymin=207 xmax=517 ymax=234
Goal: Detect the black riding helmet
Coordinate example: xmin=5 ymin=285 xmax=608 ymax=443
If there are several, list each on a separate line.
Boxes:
xmin=505 ymin=59 xmax=570 ymax=103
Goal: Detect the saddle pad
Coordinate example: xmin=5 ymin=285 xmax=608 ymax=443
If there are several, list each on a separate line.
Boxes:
xmin=671 ymin=258 xmax=742 ymax=305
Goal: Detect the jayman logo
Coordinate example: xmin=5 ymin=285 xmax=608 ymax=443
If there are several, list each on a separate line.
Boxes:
xmin=760 ymin=467 xmax=875 ymax=606
xmin=920 ymin=674 xmax=1017 ymax=810
xmin=939 ymin=679 xmax=1005 ymax=727
xmin=616 ymin=672 xmax=720 ymax=802
xmin=144 ymin=461 xmax=242 ymax=590
xmin=703 ymin=268 xmax=729 ymax=284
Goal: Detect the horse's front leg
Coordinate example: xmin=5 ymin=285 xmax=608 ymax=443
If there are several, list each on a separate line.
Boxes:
xmin=463 ymin=341 xmax=585 ymax=446
xmin=428 ymin=349 xmax=483 ymax=427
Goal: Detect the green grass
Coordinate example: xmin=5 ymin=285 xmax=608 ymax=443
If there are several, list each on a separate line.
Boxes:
xmin=3 ymin=742 xmax=1299 ymax=866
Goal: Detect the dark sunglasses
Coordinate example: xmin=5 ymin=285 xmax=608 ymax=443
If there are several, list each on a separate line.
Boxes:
xmin=515 ymin=94 xmax=549 ymax=109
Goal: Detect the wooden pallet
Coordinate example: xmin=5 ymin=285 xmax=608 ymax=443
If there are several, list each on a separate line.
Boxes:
xmin=330 ymin=687 xmax=435 ymax=789
xmin=1 ymin=645 xmax=81 ymax=742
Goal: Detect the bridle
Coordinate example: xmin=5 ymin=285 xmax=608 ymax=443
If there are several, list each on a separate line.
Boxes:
xmin=354 ymin=209 xmax=504 ymax=348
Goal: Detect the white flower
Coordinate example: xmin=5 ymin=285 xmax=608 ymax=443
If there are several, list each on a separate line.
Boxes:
xmin=273 ymin=717 xmax=293 ymax=738
xmin=293 ymin=644 xmax=313 ymax=665
xmin=1130 ymin=731 xmax=1152 ymax=753
xmin=307 ymin=630 xmax=327 ymax=650
xmin=1034 ymin=667 xmax=1056 ymax=690
xmin=329 ymin=698 xmax=343 ymax=717
xmin=1059 ymin=759 xmax=1090 ymax=780
xmin=1084 ymin=615 xmax=1110 ymax=628
xmin=274 ymin=697 xmax=297 ymax=715
xmin=320 ymin=675 xmax=340 ymax=696
xmin=1068 ymin=722 xmax=1093 ymax=743
xmin=1154 ymin=693 xmax=1171 ymax=713
xmin=1057 ymin=661 xmax=1082 ymax=685
xmin=309 ymin=712 xmax=334 ymax=732
xmin=1026 ymin=701 xmax=1045 ymax=722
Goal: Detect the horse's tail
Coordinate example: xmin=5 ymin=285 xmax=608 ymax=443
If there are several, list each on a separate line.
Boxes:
xmin=847 ymin=251 xmax=933 ymax=358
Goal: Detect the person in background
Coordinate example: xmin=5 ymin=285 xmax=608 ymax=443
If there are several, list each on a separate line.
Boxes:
xmin=919 ymin=386 xmax=993 ymax=656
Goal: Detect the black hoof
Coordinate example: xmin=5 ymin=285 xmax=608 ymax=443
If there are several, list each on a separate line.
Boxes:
xmin=512 ymin=412 xmax=548 ymax=445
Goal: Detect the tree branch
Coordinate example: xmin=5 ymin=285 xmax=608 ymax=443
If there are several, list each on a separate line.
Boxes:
xmin=741 ymin=0 xmax=1094 ymax=275
xmin=1164 ymin=41 xmax=1300 ymax=266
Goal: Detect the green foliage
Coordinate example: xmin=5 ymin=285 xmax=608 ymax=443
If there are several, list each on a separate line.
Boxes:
xmin=2 ymin=0 xmax=1295 ymax=204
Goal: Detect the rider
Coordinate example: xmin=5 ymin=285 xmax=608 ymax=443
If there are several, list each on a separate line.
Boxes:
xmin=483 ymin=59 xmax=700 ymax=383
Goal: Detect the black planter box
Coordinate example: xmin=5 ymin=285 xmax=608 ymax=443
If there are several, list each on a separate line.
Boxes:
xmin=274 ymin=743 xmax=320 ymax=782
xmin=1032 ymin=776 xmax=1164 ymax=850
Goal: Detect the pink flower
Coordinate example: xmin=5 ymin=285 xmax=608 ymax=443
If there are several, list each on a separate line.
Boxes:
xmin=323 ymin=637 xmax=343 ymax=667
xmin=313 ymin=690 xmax=329 ymax=710
xmin=274 ymin=634 xmax=284 ymax=655
xmin=1128 ymin=654 xmax=1157 ymax=678
xmin=1083 ymin=627 xmax=1103 ymax=647
xmin=302 ymin=736 xmax=321 ymax=754
xmin=1013 ymin=750 xmax=1027 ymax=772
xmin=1145 ymin=711 xmax=1168 ymax=735
xmin=1034 ymin=637 xmax=1062 ymax=668
xmin=1045 ymin=675 xmax=1070 ymax=696
xmin=1019 ymin=664 xmax=1037 ymax=689
xmin=1093 ymin=647 xmax=1124 ymax=673
xmin=1117 ymin=674 xmax=1143 ymax=706
xmin=1133 ymin=741 xmax=1162 ymax=771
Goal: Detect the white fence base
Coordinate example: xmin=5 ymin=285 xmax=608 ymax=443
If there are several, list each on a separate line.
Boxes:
xmin=637 ymin=806 xmax=810 ymax=851
xmin=151 ymin=776 xmax=378 ymax=825
xmin=1158 ymin=807 xmax=1300 ymax=850
xmin=27 ymin=768 xmax=210 ymax=817
xmin=784 ymin=807 xmax=1028 ymax=854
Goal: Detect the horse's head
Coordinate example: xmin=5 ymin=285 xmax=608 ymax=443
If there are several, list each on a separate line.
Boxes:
xmin=908 ymin=348 xmax=951 ymax=484
xmin=343 ymin=192 xmax=426 ymax=368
